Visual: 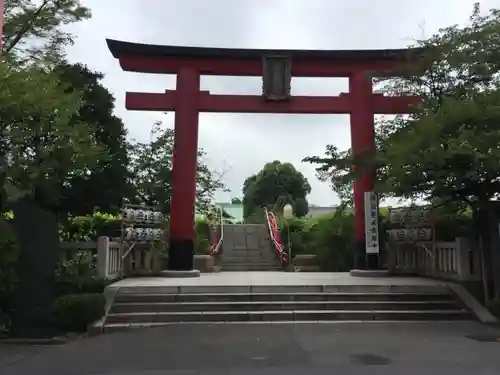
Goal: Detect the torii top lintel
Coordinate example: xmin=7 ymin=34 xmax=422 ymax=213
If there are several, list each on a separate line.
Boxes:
xmin=106 ymin=39 xmax=424 ymax=77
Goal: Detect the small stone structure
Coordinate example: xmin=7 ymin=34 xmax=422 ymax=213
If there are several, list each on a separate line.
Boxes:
xmin=193 ymin=254 xmax=215 ymax=273
xmin=291 ymin=254 xmax=319 ymax=272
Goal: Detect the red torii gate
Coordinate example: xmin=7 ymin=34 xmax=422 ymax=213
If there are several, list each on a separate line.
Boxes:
xmin=107 ymin=39 xmax=420 ymax=271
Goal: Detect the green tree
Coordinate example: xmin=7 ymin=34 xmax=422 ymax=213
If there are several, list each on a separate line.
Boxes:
xmin=304 ymin=145 xmax=353 ymax=205
xmin=0 ymin=63 xmax=100 ymax=337
xmin=305 ymin=4 xmax=500 ymax=298
xmin=292 ymin=197 xmax=309 ymax=218
xmin=3 ymin=0 xmax=90 ymax=65
xmin=231 ymin=197 xmax=242 ymax=204
xmin=128 ymin=122 xmax=226 ymax=215
xmin=243 ymin=161 xmax=311 ymax=218
xmin=56 ymin=63 xmax=130 ymax=216
xmin=0 ymin=0 xmax=94 ymax=336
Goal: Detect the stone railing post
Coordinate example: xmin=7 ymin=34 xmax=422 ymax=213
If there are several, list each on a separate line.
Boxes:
xmin=386 ymin=244 xmax=396 ymax=273
xmin=456 ymin=237 xmax=473 ymax=281
xmin=97 ymin=236 xmax=110 ymax=279
xmin=151 ymin=246 xmax=162 ymax=274
xmin=432 ymin=243 xmax=440 ymax=278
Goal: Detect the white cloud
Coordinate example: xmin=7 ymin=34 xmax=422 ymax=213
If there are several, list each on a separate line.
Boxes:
xmin=65 ymin=0 xmax=500 ymax=205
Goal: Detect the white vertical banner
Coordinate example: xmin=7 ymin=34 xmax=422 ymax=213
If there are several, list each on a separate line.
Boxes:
xmin=364 ymin=191 xmax=379 ymax=254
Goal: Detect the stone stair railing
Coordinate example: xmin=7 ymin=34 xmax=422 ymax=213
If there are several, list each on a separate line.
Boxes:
xmin=60 ymin=237 xmax=122 ymax=280
xmin=210 ymin=205 xmax=224 ymax=256
xmin=387 ymin=237 xmax=481 ymax=281
xmin=264 ymin=207 xmax=287 ymax=265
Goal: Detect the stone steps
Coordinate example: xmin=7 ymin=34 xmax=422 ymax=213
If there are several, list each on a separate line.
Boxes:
xmin=222 ymin=266 xmax=282 ymax=271
xmin=219 ymin=223 xmax=278 ymax=271
xmin=113 ymin=292 xmax=455 ymax=303
xmin=220 ymin=249 xmax=277 ymax=255
xmin=100 ymin=285 xmax=474 ymax=331
xmin=219 ymin=256 xmax=281 ymax=271
xmin=219 ymin=253 xmax=276 ymax=262
xmin=110 ymin=300 xmax=461 ymax=314
xmin=219 ymin=258 xmax=278 ymax=264
xmin=220 ymin=249 xmax=279 ymax=266
xmin=106 ymin=309 xmax=470 ymax=325
xmin=220 ymin=260 xmax=277 ymax=264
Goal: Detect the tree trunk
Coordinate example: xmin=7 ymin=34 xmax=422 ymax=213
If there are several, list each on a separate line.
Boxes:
xmin=478 ymin=235 xmax=490 ymax=304
xmin=10 ymin=198 xmax=60 ymax=338
xmin=472 ymin=205 xmax=493 ymax=303
xmin=485 ymin=203 xmax=500 ymax=300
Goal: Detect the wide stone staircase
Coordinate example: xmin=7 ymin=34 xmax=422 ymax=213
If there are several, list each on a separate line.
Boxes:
xmin=101 ymin=284 xmax=474 ymax=332
xmin=217 ymin=224 xmax=282 ymax=271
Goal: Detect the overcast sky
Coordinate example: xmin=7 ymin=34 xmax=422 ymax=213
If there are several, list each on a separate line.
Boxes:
xmin=65 ymin=0 xmax=499 ymax=206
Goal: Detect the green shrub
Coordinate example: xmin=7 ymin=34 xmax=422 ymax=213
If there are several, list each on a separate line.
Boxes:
xmin=278 ymin=210 xmax=355 ymax=271
xmin=245 ymin=207 xmax=267 ymax=224
xmin=55 ymin=277 xmax=110 ymax=297
xmin=0 ymin=218 xmax=18 ymax=333
xmin=194 ymin=218 xmax=211 ymax=254
xmin=306 ymin=211 xmax=355 ymax=271
xmin=56 ymin=250 xmax=96 ymax=280
xmin=434 ymin=214 xmax=473 ymax=241
xmin=292 ymin=198 xmax=309 ymax=218
xmin=59 ymin=212 xmax=121 ymax=242
xmin=279 ymin=216 xmax=309 ymax=256
xmin=53 ymin=293 xmax=105 ymax=332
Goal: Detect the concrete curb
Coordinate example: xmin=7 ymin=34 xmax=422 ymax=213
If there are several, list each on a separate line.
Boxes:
xmin=349 ymin=269 xmax=391 ymax=278
xmin=160 ymin=269 xmax=201 ymax=278
xmin=447 ymin=283 xmax=498 ymax=325
xmin=0 ymin=334 xmax=82 ymax=345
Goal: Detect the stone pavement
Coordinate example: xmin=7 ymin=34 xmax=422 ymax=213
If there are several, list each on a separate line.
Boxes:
xmin=108 ymin=271 xmax=442 ymax=289
xmin=0 ymin=344 xmax=44 ymax=369
xmin=1 ymin=321 xmax=500 ymax=375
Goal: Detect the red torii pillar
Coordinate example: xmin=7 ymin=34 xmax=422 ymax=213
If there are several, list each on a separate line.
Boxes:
xmin=350 ymin=72 xmax=377 ymax=269
xmin=107 ymin=39 xmax=420 ymax=271
xmin=168 ymin=68 xmax=201 ymax=270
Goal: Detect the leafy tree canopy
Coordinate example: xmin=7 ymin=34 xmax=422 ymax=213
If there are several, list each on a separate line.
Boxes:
xmin=127 ymin=122 xmax=227 ymax=215
xmin=56 ymin=63 xmax=130 ymax=216
xmin=0 ymin=0 xmax=97 ymax=336
xmin=292 ymin=197 xmax=309 ymax=218
xmin=0 ymin=62 xmax=100 ymax=210
xmin=3 ymin=0 xmax=91 ymax=66
xmin=0 ymin=0 xmax=97 ymax=211
xmin=243 ymin=161 xmax=311 ymax=218
xmin=305 ymin=4 xmax=500 ymax=213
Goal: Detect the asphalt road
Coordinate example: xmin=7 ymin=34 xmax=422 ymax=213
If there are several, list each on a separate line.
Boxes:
xmin=1 ymin=322 xmax=500 ymax=375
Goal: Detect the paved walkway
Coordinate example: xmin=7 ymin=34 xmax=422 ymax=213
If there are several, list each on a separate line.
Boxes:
xmin=109 ymin=271 xmax=442 ymax=288
xmin=2 ymin=321 xmax=500 ymax=375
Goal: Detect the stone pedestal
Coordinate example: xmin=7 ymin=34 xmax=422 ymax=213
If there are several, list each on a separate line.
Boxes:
xmin=292 ymin=254 xmax=320 ymax=272
xmin=193 ymin=254 xmax=215 ymax=273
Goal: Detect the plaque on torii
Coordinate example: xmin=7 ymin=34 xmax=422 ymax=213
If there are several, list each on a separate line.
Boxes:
xmin=262 ymin=55 xmax=292 ymax=101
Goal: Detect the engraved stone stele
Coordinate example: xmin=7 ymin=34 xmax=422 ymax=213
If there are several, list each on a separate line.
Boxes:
xmin=262 ymin=55 xmax=292 ymax=101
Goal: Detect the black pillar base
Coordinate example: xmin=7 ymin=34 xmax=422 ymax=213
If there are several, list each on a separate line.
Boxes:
xmin=168 ymin=239 xmax=194 ymax=271
xmin=354 ymin=241 xmax=366 ymax=270
xmin=354 ymin=241 xmax=380 ymax=270
xmin=367 ymin=253 xmax=380 ymax=270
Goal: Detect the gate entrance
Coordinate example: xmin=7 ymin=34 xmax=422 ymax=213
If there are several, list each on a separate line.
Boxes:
xmin=107 ymin=39 xmax=421 ymax=271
